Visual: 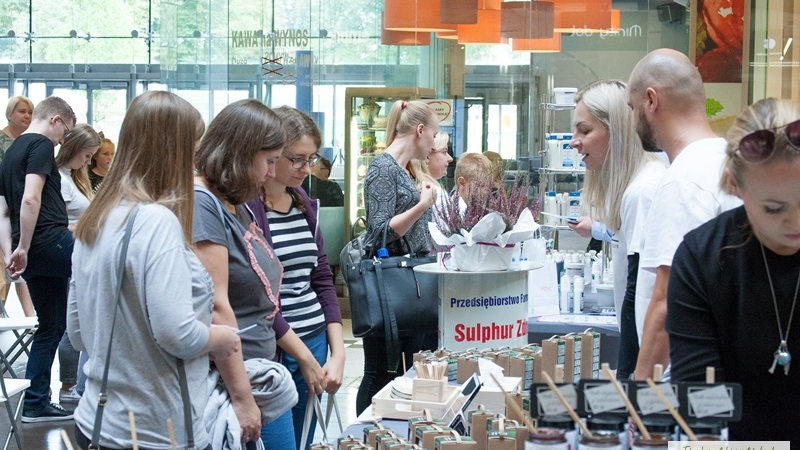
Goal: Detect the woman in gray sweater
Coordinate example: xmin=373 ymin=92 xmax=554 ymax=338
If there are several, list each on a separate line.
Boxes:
xmin=68 ymin=91 xmax=240 ymax=450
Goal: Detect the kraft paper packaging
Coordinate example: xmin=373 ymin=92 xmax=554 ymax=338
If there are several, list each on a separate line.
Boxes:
xmin=541 ymin=337 xmax=565 ymax=380
xmin=436 ymin=435 xmax=478 ymax=449
xmin=467 ymin=409 xmax=494 ymax=450
xmin=578 ymin=329 xmax=601 ymax=379
xmin=415 ymin=425 xmax=453 ymax=450
xmin=486 ymin=431 xmax=516 ymax=450
xmin=559 ymin=334 xmax=582 ymax=384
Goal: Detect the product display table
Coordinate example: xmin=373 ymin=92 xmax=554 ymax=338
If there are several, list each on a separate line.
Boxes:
xmin=414 ymin=263 xmax=543 ymax=352
xmin=528 ymin=314 xmax=619 ymax=368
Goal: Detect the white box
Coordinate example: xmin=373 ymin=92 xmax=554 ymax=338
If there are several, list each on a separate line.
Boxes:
xmin=553 ymin=87 xmax=577 ymax=105
xmin=372 ymin=379 xmax=462 ymax=420
xmin=472 ymin=376 xmax=522 ymax=414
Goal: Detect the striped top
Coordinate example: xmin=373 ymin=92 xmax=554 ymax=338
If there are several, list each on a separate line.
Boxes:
xmin=266 ymin=205 xmax=326 ymax=338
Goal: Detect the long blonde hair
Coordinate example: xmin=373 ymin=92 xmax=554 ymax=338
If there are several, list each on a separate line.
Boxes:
xmin=721 ymin=98 xmax=800 ymax=193
xmin=55 ymin=123 xmax=100 ymax=198
xmin=75 ymin=91 xmax=204 ymax=245
xmin=385 ymin=100 xmax=437 ymax=182
xmin=578 ymin=80 xmax=662 ymax=231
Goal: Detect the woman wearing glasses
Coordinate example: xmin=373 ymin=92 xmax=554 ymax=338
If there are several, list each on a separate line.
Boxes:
xmin=246 ymin=106 xmax=342 ymax=450
xmin=667 ymin=98 xmax=800 ymax=440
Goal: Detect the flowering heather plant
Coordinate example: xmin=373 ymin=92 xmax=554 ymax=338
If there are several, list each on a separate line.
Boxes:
xmin=434 ymin=175 xmax=532 ymax=237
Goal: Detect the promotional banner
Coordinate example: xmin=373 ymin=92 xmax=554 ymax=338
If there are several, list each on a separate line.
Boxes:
xmin=439 ymin=270 xmax=529 ymax=351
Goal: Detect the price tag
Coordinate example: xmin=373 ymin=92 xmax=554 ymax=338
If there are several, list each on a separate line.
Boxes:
xmin=637 ymin=383 xmax=679 ymax=415
xmin=583 ymin=383 xmax=626 ymax=414
xmin=687 ymin=384 xmax=734 ymax=418
xmin=536 ymin=384 xmax=578 ymax=416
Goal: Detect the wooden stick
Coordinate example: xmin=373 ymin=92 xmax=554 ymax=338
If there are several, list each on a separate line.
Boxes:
xmin=402 ymin=352 xmax=407 ymax=375
xmin=706 ymin=367 xmax=715 ymax=384
xmin=541 ymin=371 xmax=592 ymax=437
xmin=490 ymin=374 xmax=538 ymax=435
xmin=61 ymin=429 xmax=76 ymax=450
xmin=653 ymin=364 xmax=663 ymax=382
xmin=600 ymin=363 xmax=611 ymax=380
xmin=129 ymin=411 xmax=139 ymax=450
xmin=166 ymin=418 xmax=178 ymax=450
xmin=645 ymin=378 xmax=697 ymax=441
xmin=601 ymin=366 xmax=651 ymax=440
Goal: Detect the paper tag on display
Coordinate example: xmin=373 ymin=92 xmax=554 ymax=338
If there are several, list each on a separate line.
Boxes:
xmin=583 ymin=383 xmax=626 ymax=414
xmin=536 ymin=383 xmax=578 ymax=416
xmin=636 ymin=383 xmax=679 ymax=415
xmin=687 ymin=384 xmax=735 ymax=418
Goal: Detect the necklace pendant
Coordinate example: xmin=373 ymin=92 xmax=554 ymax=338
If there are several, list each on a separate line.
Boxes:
xmin=770 ymin=341 xmax=792 ymax=375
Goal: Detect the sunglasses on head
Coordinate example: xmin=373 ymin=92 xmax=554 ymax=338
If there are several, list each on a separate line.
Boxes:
xmin=736 ymin=119 xmax=800 ymax=163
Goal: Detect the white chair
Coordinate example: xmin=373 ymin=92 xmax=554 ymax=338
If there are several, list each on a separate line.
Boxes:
xmin=0 ymin=316 xmax=36 ymax=450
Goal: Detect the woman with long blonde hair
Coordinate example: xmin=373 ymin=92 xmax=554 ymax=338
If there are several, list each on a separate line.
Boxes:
xmin=567 ymin=80 xmax=667 ymax=379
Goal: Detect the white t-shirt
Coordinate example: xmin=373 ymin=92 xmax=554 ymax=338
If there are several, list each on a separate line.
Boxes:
xmin=59 ymin=167 xmax=91 ymax=225
xmin=610 ymin=159 xmax=667 ymax=324
xmin=634 ymin=137 xmax=742 ymax=340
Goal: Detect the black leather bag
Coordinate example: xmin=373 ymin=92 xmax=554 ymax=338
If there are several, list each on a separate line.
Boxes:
xmin=344 ymin=223 xmax=438 ymax=370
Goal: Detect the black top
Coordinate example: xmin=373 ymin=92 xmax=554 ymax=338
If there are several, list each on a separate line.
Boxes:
xmin=0 ymin=133 xmax=68 ymax=252
xmin=667 ymin=206 xmax=800 ymax=440
xmin=88 ymin=169 xmax=104 ymax=194
xmin=302 ymin=176 xmax=344 ymax=207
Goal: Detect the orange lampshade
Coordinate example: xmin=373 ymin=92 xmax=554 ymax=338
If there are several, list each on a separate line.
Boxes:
xmin=384 ymin=0 xmax=456 ymax=32
xmin=609 ymin=9 xmax=621 ymax=32
xmin=440 ymin=0 xmax=478 ymax=24
xmin=381 ymin=14 xmax=432 ymax=45
xmin=501 ymin=1 xmax=554 ymax=40
xmin=436 ymin=30 xmax=459 ymax=39
xmin=551 ymin=0 xmax=612 ymax=33
xmin=511 ymin=34 xmax=562 ymax=52
xmin=457 ymin=8 xmax=504 ymax=44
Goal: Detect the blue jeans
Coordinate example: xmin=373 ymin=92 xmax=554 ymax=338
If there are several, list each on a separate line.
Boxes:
xmin=22 ymin=229 xmax=73 ymax=410
xmin=261 ymin=331 xmax=328 ymax=450
xmin=76 ymin=351 xmax=89 ymax=395
xmin=58 ymin=331 xmax=80 ymax=385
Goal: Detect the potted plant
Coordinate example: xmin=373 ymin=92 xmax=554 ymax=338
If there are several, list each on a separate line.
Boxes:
xmin=429 ymin=177 xmax=539 ymax=271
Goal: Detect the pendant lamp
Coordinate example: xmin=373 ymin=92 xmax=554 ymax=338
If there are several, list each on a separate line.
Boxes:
xmin=440 ymin=0 xmax=478 ymax=24
xmin=551 ymin=0 xmax=612 ymax=33
xmin=456 ymin=0 xmax=504 ymax=45
xmin=384 ymin=0 xmax=456 ymax=32
xmin=436 ymin=30 xmax=459 ymax=40
xmin=381 ymin=13 xmax=432 ymax=45
xmin=511 ymin=34 xmax=562 ymax=52
xmin=501 ymin=1 xmax=554 ymax=40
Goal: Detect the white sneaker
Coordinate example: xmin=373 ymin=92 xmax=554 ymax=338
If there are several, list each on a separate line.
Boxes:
xmin=59 ymin=386 xmax=81 ymax=404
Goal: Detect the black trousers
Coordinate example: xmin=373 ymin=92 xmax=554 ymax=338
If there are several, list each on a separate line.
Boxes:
xmin=355 ymin=334 xmax=425 ymax=415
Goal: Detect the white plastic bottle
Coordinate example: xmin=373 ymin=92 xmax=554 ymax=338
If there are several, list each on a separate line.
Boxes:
xmin=573 ymin=276 xmax=585 ymax=313
xmin=544 ymin=191 xmax=557 ymax=226
xmin=591 ymin=261 xmax=602 ymax=293
xmin=560 ymin=133 xmax=575 ymax=169
xmin=568 ymin=191 xmax=581 ymax=220
xmin=560 ymin=274 xmax=571 ymax=314
xmin=547 ymin=134 xmax=560 ymax=169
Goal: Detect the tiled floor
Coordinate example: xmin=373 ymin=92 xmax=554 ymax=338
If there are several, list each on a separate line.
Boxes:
xmin=0 ymin=290 xmax=364 ymax=449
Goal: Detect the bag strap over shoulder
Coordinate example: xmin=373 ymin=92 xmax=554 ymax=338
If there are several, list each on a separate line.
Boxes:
xmin=90 ymin=205 xmax=196 ymax=450
xmin=90 ymin=206 xmax=139 ymax=450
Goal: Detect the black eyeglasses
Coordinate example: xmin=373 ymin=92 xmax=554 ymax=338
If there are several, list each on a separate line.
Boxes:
xmin=736 ymin=119 xmax=800 ymax=163
xmin=57 ymin=117 xmax=72 ymax=140
xmin=284 ymin=153 xmax=322 ymax=169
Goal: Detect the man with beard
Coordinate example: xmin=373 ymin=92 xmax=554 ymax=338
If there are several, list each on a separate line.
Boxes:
xmin=626 ymin=49 xmax=741 ymax=380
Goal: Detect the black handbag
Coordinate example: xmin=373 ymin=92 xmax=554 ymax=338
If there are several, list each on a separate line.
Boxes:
xmin=344 ymin=223 xmax=438 ymax=372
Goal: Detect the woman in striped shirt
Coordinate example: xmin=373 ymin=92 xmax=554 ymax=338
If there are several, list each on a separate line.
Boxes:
xmin=247 ymin=106 xmax=344 ymax=450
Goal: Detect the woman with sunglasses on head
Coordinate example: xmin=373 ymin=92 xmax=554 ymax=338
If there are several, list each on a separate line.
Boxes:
xmin=667 ymin=98 xmax=800 ymax=440
xmin=246 ymin=106 xmax=341 ymax=450
xmin=356 ymin=100 xmax=438 ymax=414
